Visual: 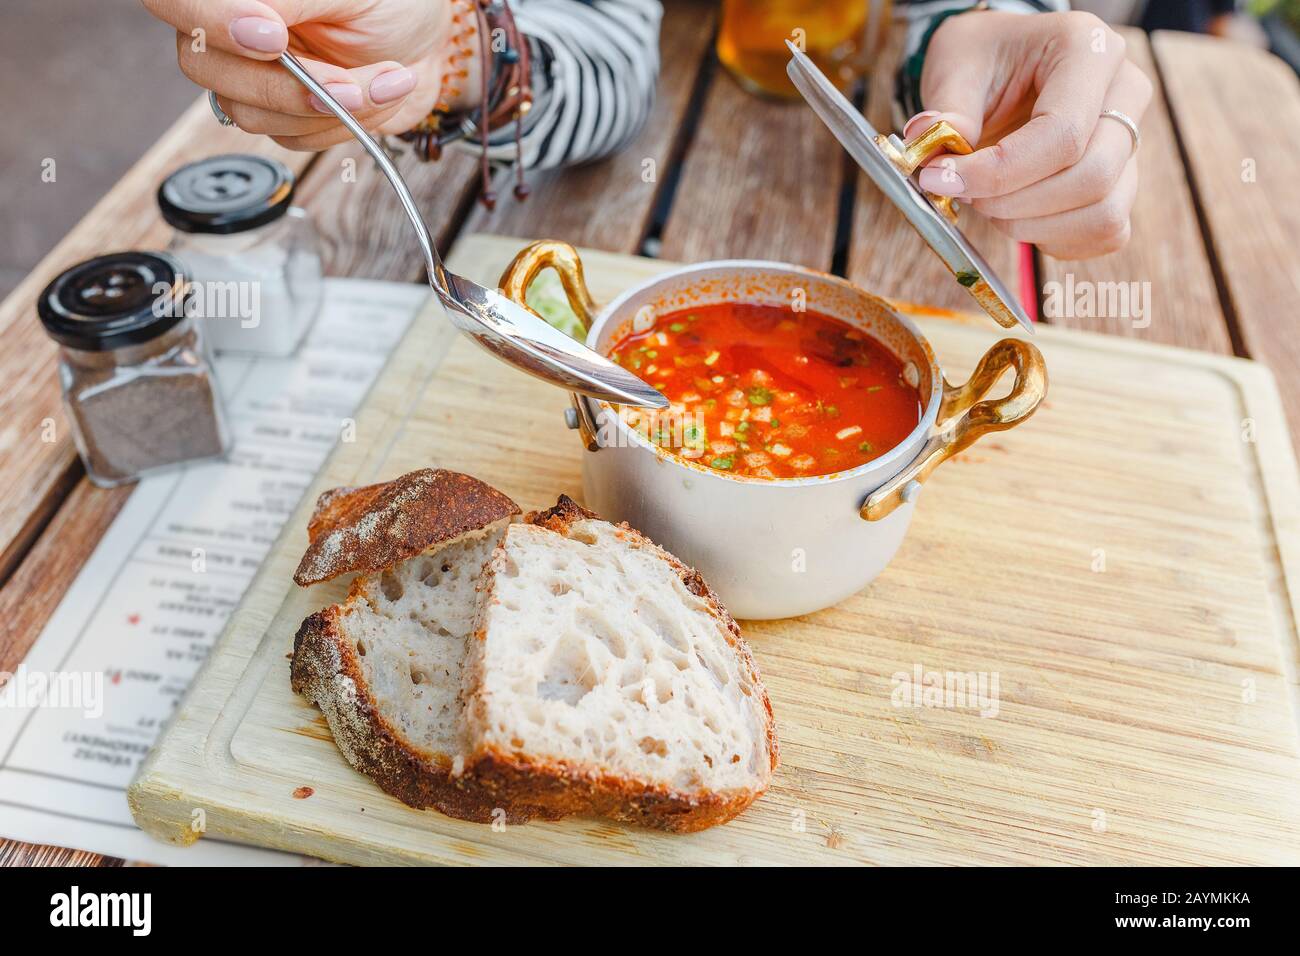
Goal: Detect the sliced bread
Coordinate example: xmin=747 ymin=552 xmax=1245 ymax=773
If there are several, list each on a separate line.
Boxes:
xmin=290 ymin=471 xmax=554 ymax=823
xmin=461 ymin=496 xmax=778 ymax=832
xmin=292 ymin=472 xmax=778 ymax=832
xmin=293 ymin=467 xmax=520 ymax=586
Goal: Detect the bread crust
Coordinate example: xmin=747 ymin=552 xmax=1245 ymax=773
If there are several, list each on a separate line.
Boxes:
xmin=294 ymin=469 xmax=521 ymax=586
xmin=466 ymin=749 xmax=761 ymax=833
xmin=292 ymin=476 xmax=777 ymax=833
xmin=291 ymin=605 xmax=564 ymax=824
xmin=463 ymin=495 xmax=779 ymax=832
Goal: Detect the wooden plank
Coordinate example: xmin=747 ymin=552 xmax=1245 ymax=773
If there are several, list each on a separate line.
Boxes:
xmin=659 ymin=57 xmax=845 ymax=269
xmin=0 ymin=132 xmax=485 ymax=683
xmin=0 ymin=473 xmax=132 ymax=870
xmin=0 ymin=108 xmax=486 ymax=867
xmin=292 ymin=143 xmax=480 ymax=275
xmin=0 ymin=97 xmax=311 ymax=588
xmin=0 ymin=842 xmax=122 ymax=867
xmin=1153 ymin=30 xmax=1300 ymax=444
xmin=2 ymin=141 xmax=485 ymax=678
xmin=129 ymin=236 xmax=1300 ymax=866
xmin=0 ymin=97 xmax=310 ymax=872
xmin=1038 ymin=29 xmax=1231 ymax=352
xmin=465 ymin=0 xmax=716 ymax=254
xmin=0 ymin=95 xmax=303 ymax=870
xmin=0 ymin=479 xmax=130 ymax=678
xmin=846 ymin=25 xmax=1023 ymax=312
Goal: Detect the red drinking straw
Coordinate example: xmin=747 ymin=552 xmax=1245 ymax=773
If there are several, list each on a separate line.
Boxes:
xmin=1018 ymin=242 xmax=1038 ymax=324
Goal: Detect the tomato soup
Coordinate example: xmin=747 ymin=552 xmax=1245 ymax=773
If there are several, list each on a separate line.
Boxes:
xmin=607 ymin=302 xmax=922 ymax=479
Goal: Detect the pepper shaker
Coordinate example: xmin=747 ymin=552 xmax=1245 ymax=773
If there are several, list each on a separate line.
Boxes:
xmin=38 ymin=252 xmax=232 ymax=487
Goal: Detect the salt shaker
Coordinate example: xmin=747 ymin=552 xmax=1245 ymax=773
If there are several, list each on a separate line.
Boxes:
xmin=159 ymin=154 xmax=323 ymax=356
xmin=38 ymin=252 xmax=231 ymax=487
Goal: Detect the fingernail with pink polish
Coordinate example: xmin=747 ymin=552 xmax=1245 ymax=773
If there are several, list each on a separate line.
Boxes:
xmin=370 ymin=68 xmax=416 ymax=105
xmin=904 ymin=110 xmax=940 ymax=138
xmin=310 ymin=83 xmax=365 ymax=113
xmin=230 ymin=16 xmax=287 ymax=53
xmin=919 ymin=165 xmax=965 ymax=197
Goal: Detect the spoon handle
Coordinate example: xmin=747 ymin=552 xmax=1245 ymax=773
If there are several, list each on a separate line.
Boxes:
xmin=277 ymin=52 xmax=448 ymax=295
xmin=276 ymin=54 xmax=666 ymax=410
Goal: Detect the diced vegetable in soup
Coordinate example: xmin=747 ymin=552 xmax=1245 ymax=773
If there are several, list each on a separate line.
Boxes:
xmin=607 ymin=302 xmax=922 ymax=479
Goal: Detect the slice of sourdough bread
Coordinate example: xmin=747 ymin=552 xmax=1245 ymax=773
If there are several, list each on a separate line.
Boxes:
xmin=292 ymin=472 xmax=778 ymax=832
xmin=461 ymin=496 xmax=778 ymax=832
xmin=290 ymin=471 xmax=554 ymax=823
xmin=294 ymin=468 xmax=520 ymax=586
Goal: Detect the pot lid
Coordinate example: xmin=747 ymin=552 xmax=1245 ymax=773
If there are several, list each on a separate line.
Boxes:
xmin=786 ymin=41 xmax=1033 ymax=334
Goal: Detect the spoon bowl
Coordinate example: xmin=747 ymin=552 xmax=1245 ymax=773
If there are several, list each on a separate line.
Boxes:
xmin=277 ymin=52 xmax=668 ymax=409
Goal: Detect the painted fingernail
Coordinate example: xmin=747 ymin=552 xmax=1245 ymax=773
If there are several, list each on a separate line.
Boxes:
xmin=309 ymin=83 xmax=365 ymax=113
xmin=918 ymin=165 xmax=966 ymax=197
xmin=903 ymin=110 xmax=940 ymax=138
xmin=229 ymin=16 xmax=287 ymax=53
xmin=369 ymin=68 xmax=416 ymax=105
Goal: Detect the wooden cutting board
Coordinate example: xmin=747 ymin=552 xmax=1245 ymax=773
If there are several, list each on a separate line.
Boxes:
xmin=129 ymin=235 xmax=1300 ymax=865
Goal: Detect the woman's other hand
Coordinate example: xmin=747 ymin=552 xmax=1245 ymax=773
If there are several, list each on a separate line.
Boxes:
xmin=908 ymin=10 xmax=1153 ymax=260
xmin=143 ymin=0 xmax=454 ymax=150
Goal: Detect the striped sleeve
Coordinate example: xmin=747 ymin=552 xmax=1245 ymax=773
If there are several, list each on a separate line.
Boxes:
xmin=895 ymin=1 xmax=1071 ymax=125
xmin=466 ymin=0 xmax=662 ymax=171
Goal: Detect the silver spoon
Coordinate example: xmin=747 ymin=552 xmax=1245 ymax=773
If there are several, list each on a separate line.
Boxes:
xmin=278 ymin=52 xmax=667 ymax=409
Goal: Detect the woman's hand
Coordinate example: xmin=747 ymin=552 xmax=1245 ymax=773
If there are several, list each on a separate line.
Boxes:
xmin=143 ymin=0 xmax=456 ymax=150
xmin=907 ymin=10 xmax=1152 ymax=260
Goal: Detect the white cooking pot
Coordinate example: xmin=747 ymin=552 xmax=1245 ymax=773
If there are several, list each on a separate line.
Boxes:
xmin=501 ymin=241 xmax=1047 ymax=620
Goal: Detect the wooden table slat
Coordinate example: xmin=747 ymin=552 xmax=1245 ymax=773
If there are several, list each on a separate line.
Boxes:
xmin=5 ymin=18 xmax=1299 ymax=867
xmin=1153 ymin=29 xmax=1300 ymax=445
xmin=0 ymin=104 xmax=492 ymax=868
xmin=1038 ymin=28 xmax=1231 ymax=353
xmin=0 ymin=100 xmax=310 ymax=588
xmin=465 ymin=0 xmax=717 ymax=255
xmin=0 ymin=100 xmax=307 ymax=867
xmin=0 ymin=842 xmax=123 ymax=867
xmin=0 ymin=137 xmax=487 ymax=676
xmin=0 ymin=6 xmax=714 ymax=869
xmin=658 ymin=55 xmax=846 ymax=270
xmin=293 ymin=145 xmax=481 ymax=277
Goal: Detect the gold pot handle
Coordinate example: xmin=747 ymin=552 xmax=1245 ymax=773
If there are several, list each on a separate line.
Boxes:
xmin=861 ymin=338 xmax=1047 ymax=521
xmin=498 ymin=240 xmax=602 ymax=451
xmin=875 ymin=119 xmax=972 ymax=222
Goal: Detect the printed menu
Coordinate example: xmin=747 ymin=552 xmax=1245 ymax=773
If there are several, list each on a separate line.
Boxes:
xmin=0 ymin=279 xmax=428 ymax=865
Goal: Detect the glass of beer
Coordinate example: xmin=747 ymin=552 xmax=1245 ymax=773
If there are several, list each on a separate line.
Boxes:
xmin=717 ymin=0 xmax=891 ymax=99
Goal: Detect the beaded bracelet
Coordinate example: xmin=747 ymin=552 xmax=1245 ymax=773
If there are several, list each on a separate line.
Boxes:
xmin=400 ymin=0 xmax=533 ymax=209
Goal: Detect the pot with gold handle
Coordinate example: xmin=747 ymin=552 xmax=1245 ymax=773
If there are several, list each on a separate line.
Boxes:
xmin=500 ymin=240 xmax=1047 ymax=619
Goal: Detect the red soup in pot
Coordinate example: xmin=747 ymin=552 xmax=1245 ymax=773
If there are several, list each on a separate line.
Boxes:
xmin=607 ymin=302 xmax=922 ymax=479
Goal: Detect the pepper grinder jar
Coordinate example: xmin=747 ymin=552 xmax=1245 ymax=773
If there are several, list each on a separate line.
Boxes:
xmin=159 ymin=154 xmax=323 ymax=356
xmin=37 ymin=251 xmax=232 ymax=488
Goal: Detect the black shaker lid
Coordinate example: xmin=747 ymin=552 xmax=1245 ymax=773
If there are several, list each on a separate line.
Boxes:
xmin=38 ymin=251 xmax=192 ymax=351
xmin=158 ymin=154 xmax=295 ymax=234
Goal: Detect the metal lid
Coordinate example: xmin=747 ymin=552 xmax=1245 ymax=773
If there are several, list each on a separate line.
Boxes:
xmin=37 ymin=251 xmax=192 ymax=351
xmin=786 ymin=42 xmax=1033 ymax=334
xmin=158 ymin=154 xmax=295 ymax=234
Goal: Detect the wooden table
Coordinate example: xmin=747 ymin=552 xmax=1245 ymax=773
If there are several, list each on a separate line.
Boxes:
xmin=2 ymin=8 xmax=1297 ymax=865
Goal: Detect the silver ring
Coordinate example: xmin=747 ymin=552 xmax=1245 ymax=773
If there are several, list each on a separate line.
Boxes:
xmin=208 ymin=90 xmax=236 ymax=128
xmin=1100 ymin=109 xmax=1140 ymax=158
